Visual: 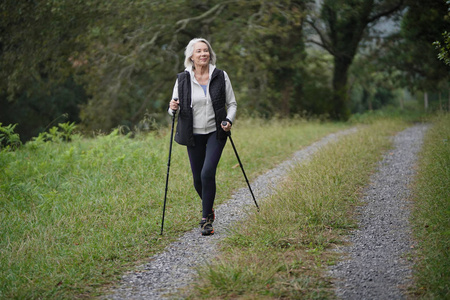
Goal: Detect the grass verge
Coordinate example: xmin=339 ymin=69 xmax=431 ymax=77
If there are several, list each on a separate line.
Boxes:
xmin=185 ymin=119 xmax=408 ymax=299
xmin=410 ymin=113 xmax=450 ymax=298
xmin=0 ymin=118 xmax=346 ymax=299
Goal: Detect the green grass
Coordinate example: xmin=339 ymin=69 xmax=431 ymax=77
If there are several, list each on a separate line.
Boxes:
xmin=186 ymin=119 xmax=409 ymax=299
xmin=348 ymin=102 xmax=428 ymax=125
xmin=410 ymin=113 xmax=450 ymax=299
xmin=0 ymin=118 xmax=346 ymax=299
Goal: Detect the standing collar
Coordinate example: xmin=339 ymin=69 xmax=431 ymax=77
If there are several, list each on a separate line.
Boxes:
xmin=186 ymin=64 xmax=216 ymax=78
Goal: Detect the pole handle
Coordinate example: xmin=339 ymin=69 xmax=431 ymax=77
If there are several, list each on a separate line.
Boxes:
xmin=171 ymin=97 xmax=179 ymax=115
xmin=221 ymin=121 xmax=231 ymax=136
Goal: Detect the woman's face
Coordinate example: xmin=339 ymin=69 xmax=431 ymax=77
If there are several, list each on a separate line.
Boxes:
xmin=191 ymin=42 xmax=210 ymax=67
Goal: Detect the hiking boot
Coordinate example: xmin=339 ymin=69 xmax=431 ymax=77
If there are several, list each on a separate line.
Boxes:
xmin=199 ymin=211 xmax=215 ymax=236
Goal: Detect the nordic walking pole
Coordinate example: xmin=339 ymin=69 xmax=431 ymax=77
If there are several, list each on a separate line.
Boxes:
xmin=222 ymin=121 xmax=260 ymax=211
xmin=160 ymin=98 xmax=178 ymax=235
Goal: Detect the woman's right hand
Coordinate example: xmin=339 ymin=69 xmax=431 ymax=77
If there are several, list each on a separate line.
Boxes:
xmin=169 ymin=99 xmax=179 ymax=111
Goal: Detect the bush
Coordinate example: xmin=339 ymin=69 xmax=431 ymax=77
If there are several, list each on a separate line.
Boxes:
xmin=32 ymin=122 xmax=78 ymax=143
xmin=0 ymin=123 xmax=22 ymax=151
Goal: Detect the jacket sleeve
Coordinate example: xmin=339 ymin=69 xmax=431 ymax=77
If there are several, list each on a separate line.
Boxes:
xmin=168 ymin=79 xmax=179 ymax=116
xmin=224 ymin=71 xmax=237 ymax=123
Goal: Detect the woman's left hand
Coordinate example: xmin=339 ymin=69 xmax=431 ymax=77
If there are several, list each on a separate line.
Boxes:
xmin=221 ymin=121 xmax=232 ymax=132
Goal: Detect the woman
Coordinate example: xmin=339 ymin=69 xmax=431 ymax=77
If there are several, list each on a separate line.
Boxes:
xmin=168 ymin=38 xmax=237 ymax=236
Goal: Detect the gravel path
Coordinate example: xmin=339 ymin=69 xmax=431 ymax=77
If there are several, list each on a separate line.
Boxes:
xmin=105 ymin=128 xmax=357 ymax=300
xmin=329 ymin=123 xmax=429 ymax=299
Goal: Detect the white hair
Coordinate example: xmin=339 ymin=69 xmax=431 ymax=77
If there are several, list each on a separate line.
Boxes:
xmin=184 ymin=38 xmax=217 ymax=69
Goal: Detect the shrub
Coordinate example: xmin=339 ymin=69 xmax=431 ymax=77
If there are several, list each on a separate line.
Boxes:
xmin=32 ymin=122 xmax=78 ymax=143
xmin=0 ymin=123 xmax=22 ymax=151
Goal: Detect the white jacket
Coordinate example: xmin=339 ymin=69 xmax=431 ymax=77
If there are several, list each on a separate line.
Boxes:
xmin=170 ymin=65 xmax=237 ymax=135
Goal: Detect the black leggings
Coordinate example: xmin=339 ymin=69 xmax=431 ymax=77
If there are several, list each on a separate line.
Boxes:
xmin=187 ymin=131 xmax=227 ymax=218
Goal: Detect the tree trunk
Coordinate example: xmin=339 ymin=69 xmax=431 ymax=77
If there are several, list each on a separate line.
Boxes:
xmin=331 ymin=56 xmax=351 ymax=120
xmin=424 ymin=92 xmax=428 ymax=111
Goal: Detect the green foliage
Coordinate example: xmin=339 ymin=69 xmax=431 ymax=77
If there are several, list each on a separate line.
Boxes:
xmin=213 ymin=0 xmax=310 ymax=118
xmin=433 ymin=0 xmax=450 ymax=66
xmin=0 ymin=123 xmax=22 ymax=151
xmin=56 ymin=122 xmax=78 ymax=142
xmin=75 ymin=0 xmax=189 ymax=131
xmin=0 ymin=0 xmax=94 ymax=98
xmin=31 ymin=122 xmax=79 ymax=144
xmin=411 ymin=113 xmax=450 ymax=298
xmin=394 ymin=0 xmax=450 ymax=90
xmin=434 ymin=31 xmax=450 ymax=66
xmin=1 ymin=0 xmax=447 ymax=136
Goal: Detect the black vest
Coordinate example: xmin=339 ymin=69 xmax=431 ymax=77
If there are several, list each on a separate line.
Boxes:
xmin=175 ymin=68 xmax=227 ymax=146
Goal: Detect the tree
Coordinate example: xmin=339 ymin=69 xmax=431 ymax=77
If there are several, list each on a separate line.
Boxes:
xmin=0 ymin=0 xmax=94 ymax=99
xmin=433 ymin=0 xmax=450 ymax=66
xmin=307 ymin=0 xmax=404 ymax=120
xmin=386 ymin=0 xmax=450 ymax=110
xmin=0 ymin=0 xmax=94 ymax=140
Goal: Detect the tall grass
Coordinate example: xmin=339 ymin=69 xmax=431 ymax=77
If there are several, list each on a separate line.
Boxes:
xmin=410 ymin=113 xmax=450 ymax=298
xmin=0 ymin=118 xmax=346 ymax=298
xmin=186 ymin=119 xmax=408 ymax=299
